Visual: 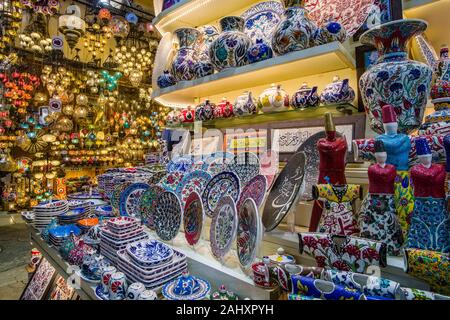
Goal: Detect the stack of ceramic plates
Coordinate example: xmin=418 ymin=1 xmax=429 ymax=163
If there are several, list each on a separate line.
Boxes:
xmin=21 ymin=211 xmax=35 ymax=223
xmin=68 ymin=200 xmax=91 ymax=210
xmin=32 ymin=200 xmax=68 ymax=231
xmin=58 ymin=207 xmax=88 ymax=225
xmin=48 ymin=224 xmax=82 ymax=247
xmin=116 ymin=239 xmax=187 ymax=290
xmin=100 ymin=217 xmax=148 ymax=263
xmin=94 ymin=205 xmax=115 ymax=218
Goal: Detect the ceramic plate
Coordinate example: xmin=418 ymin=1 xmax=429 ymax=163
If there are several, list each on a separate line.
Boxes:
xmin=139 ymin=185 xmax=165 ymax=229
xmin=241 ymin=1 xmax=285 ymax=46
xmin=111 ymin=182 xmax=131 ymax=211
xmin=154 ymin=191 xmax=182 ymax=241
xmin=159 ymin=171 xmax=184 ymax=192
xmin=202 ymin=171 xmax=241 ymax=217
xmin=236 ymin=174 xmax=267 ymax=212
xmin=228 ymin=153 xmax=260 ymax=186
xmin=176 ymin=170 xmax=212 ymax=204
xmin=162 ymin=275 xmax=210 ymax=300
xmin=183 ymin=192 xmax=203 ymax=246
xmin=304 ymin=0 xmax=375 ymax=36
xmin=119 ymin=183 xmax=150 ymax=217
xmin=237 ymin=198 xmax=261 ymax=268
xmin=262 ymin=151 xmax=306 ymax=232
xmin=167 ymin=156 xmax=193 ymax=173
xmin=210 ymin=196 xmax=238 ymax=260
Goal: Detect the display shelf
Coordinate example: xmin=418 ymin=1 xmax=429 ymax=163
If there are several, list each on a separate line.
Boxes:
xmin=152 ymin=0 xmax=260 ymax=34
xmin=29 ymin=230 xmax=98 ymax=300
xmin=152 ymin=42 xmax=356 ymax=108
xmin=402 ymin=0 xmax=439 ymax=10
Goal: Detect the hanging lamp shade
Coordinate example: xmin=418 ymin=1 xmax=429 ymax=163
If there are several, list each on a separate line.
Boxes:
xmin=58 ymin=4 xmax=86 ymax=50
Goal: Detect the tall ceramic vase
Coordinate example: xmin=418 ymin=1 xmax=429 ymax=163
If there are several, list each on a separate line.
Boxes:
xmin=171 ymin=28 xmax=200 ymax=81
xmin=209 ymin=16 xmax=252 ymax=71
xmin=359 ymin=19 xmax=433 ymax=134
xmin=271 ymin=0 xmax=318 ymax=56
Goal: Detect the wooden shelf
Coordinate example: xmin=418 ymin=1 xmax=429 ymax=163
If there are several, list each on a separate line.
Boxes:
xmin=152 ymin=42 xmax=356 ymax=108
xmin=152 ymin=0 xmax=260 ymax=34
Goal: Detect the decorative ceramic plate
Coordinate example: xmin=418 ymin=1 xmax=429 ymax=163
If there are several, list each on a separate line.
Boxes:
xmin=162 ymin=273 xmax=211 ymax=300
xmin=167 ymin=156 xmax=193 ymax=173
xmin=228 ymin=152 xmax=260 ymax=186
xmin=159 ymin=171 xmax=184 ymax=192
xmin=202 ymin=171 xmax=241 ymax=217
xmin=176 ymin=170 xmax=212 ymax=204
xmin=210 ymin=196 xmax=238 ymax=260
xmin=139 ymin=185 xmax=165 ymax=229
xmin=48 ymin=224 xmax=82 ymax=238
xmin=304 ymin=0 xmax=375 ymax=36
xmin=241 ymin=1 xmax=285 ymax=46
xmin=183 ymin=192 xmax=203 ymax=246
xmin=111 ymin=182 xmax=131 ymax=211
xmin=154 ymin=191 xmax=182 ymax=241
xmin=237 ymin=198 xmax=261 ymax=268
xmin=262 ymin=151 xmax=306 ymax=232
xmin=119 ymin=183 xmax=150 ymax=217
xmin=203 ymin=152 xmax=235 ymax=166
xmin=236 ymin=174 xmax=267 ymax=211
xmin=126 ymin=239 xmax=174 ymax=267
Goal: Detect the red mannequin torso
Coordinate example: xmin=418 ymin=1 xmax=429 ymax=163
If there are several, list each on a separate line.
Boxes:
xmin=410 ymin=163 xmax=446 ymax=198
xmin=368 ymin=163 xmax=396 ymax=194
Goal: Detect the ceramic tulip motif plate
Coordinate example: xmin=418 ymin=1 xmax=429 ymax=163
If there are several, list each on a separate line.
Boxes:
xmin=262 ymin=151 xmax=306 ymax=232
xmin=175 ymin=170 xmax=212 ymax=205
xmin=237 ymin=198 xmax=261 ymax=268
xmin=202 ymin=171 xmax=241 ymax=217
xmin=119 ymin=183 xmax=150 ymax=217
xmin=154 ymin=191 xmax=182 ymax=241
xmin=241 ymin=1 xmax=285 ymax=46
xmin=159 ymin=171 xmax=184 ymax=192
xmin=228 ymin=152 xmax=260 ymax=186
xmin=183 ymin=192 xmax=203 ymax=246
xmin=236 ymin=174 xmax=267 ymax=211
xmin=304 ymin=0 xmax=375 ymax=36
xmin=139 ymin=185 xmax=165 ymax=229
xmin=210 ymin=196 xmax=238 ymax=260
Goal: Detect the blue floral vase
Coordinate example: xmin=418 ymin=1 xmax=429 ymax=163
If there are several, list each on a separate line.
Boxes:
xmin=209 ymin=16 xmax=252 ymax=71
xmin=247 ymin=39 xmax=273 ymax=63
xmin=194 ymin=61 xmax=214 ymax=78
xmin=359 ymin=19 xmax=433 ymax=134
xmin=157 ymin=70 xmax=177 ymax=88
xmin=171 ymin=28 xmax=200 ymax=81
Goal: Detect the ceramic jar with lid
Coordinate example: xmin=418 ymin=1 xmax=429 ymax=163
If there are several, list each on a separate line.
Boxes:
xmin=272 ymin=0 xmax=318 ymax=55
xmin=209 ymin=16 xmax=252 ymax=71
xmin=291 ymin=82 xmax=320 ymax=109
xmin=179 ymin=107 xmax=195 ymax=123
xmin=126 ymin=282 xmax=146 ymax=300
xmin=234 ymin=91 xmax=257 ymax=116
xmin=214 ymin=98 xmax=234 ymax=118
xmin=320 ymin=76 xmax=355 ymax=105
xmin=195 ymin=99 xmax=216 ymax=121
xmin=157 ymin=70 xmax=177 ymax=88
xmin=258 ymin=84 xmax=290 ymax=113
xmin=171 ymin=28 xmax=200 ymax=81
xmin=247 ymin=39 xmax=273 ymax=64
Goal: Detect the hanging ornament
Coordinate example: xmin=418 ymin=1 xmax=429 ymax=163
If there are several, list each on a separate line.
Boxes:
xmin=58 ymin=4 xmax=86 ymax=50
xmin=100 ymin=70 xmax=122 ymax=91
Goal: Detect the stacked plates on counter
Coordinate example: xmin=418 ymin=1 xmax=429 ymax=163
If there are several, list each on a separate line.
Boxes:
xmin=68 ymin=200 xmax=90 ymax=210
xmin=100 ymin=217 xmax=148 ymax=263
xmin=21 ymin=211 xmax=35 ymax=223
xmin=48 ymin=224 xmax=82 ymax=247
xmin=32 ymin=200 xmax=68 ymax=231
xmin=58 ymin=207 xmax=88 ymax=225
xmin=94 ymin=205 xmax=115 ymax=218
xmin=116 ymin=239 xmax=187 ymax=290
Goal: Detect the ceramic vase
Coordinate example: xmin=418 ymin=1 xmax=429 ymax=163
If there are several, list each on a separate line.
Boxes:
xmin=234 ymin=91 xmax=257 ymax=116
xmin=194 ymin=61 xmax=214 ymax=78
xmin=157 ymin=70 xmax=177 ymax=88
xmin=271 ymin=0 xmax=318 ymax=56
xmin=247 ymin=39 xmax=273 ymax=64
xmin=320 ymin=76 xmax=355 ymax=105
xmin=209 ymin=16 xmax=252 ymax=71
xmin=359 ymin=19 xmax=433 ymax=134
xmin=109 ymin=271 xmax=127 ymax=300
xmin=171 ymin=28 xmax=200 ymax=81
xmin=258 ymin=84 xmax=290 ymax=113
xmin=214 ymin=98 xmax=234 ymax=118
xmin=194 ymin=25 xmax=219 ymax=78
xmin=291 ymin=82 xmax=319 ymax=109
xmin=313 ymin=21 xmax=347 ymax=46
xmin=195 ymin=100 xmax=216 ymax=121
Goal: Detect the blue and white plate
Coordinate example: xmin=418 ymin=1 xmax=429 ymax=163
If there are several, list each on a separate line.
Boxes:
xmin=228 ymin=152 xmax=260 ymax=186
xmin=119 ymin=183 xmax=150 ymax=217
xmin=154 ymin=191 xmax=182 ymax=241
xmin=162 ymin=272 xmax=211 ymax=300
xmin=126 ymin=239 xmax=174 ymax=267
xmin=202 ymin=171 xmax=240 ymax=217
xmin=175 ymin=170 xmax=211 ymax=204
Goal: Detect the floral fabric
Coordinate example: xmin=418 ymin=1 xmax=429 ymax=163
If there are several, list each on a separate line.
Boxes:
xmin=394 ymin=170 xmax=415 ymax=237
xmin=404 ymin=248 xmax=450 ymax=295
xmin=406 ymin=197 xmax=450 ymax=253
xmin=298 ymin=232 xmax=387 ymax=273
xmin=358 ymin=193 xmax=404 ymax=256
